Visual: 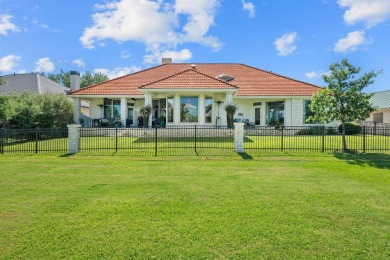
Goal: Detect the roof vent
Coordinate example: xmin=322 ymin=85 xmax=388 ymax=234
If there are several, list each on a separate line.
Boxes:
xmin=216 ymin=74 xmax=234 ymax=82
xmin=191 ymin=64 xmax=197 ymax=69
xmin=161 ymin=58 xmax=172 ymax=64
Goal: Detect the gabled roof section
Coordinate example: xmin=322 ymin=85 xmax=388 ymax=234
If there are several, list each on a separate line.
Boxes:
xmin=0 ymin=73 xmax=68 ymax=95
xmin=140 ymin=68 xmax=237 ymax=90
xmin=69 ymin=63 xmax=322 ymax=96
xmin=370 ymin=90 xmax=390 ymax=109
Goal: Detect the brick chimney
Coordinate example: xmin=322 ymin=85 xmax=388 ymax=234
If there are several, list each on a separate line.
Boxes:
xmin=161 ymin=58 xmax=172 ymax=64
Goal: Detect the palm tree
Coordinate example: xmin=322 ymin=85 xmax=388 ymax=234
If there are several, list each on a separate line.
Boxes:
xmin=224 ymin=103 xmax=238 ymax=128
xmin=138 ymin=105 xmax=152 ymax=128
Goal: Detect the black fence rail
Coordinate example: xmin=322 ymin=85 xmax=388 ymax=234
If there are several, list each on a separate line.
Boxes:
xmin=79 ymin=126 xmax=234 ymax=155
xmin=244 ymin=126 xmax=390 ymax=152
xmin=0 ymin=128 xmax=68 ymax=154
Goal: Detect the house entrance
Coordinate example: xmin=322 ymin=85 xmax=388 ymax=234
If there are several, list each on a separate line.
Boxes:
xmin=255 ymin=107 xmax=261 ymax=125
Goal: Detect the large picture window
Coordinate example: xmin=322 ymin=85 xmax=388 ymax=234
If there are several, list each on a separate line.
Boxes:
xmin=167 ymin=97 xmax=174 ymax=123
xmin=180 ymin=96 xmax=198 ymax=122
xmin=103 ymin=99 xmax=121 ymax=119
xmin=266 ymin=101 xmax=284 ymax=125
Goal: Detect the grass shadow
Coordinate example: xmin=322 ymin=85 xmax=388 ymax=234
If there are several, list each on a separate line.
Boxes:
xmin=332 ymin=151 xmax=390 ymax=169
xmin=58 ymin=153 xmax=76 ymax=157
xmin=237 ymin=152 xmax=253 ymax=160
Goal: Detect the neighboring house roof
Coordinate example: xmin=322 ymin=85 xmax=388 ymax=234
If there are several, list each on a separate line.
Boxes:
xmin=69 ymin=63 xmax=321 ymax=96
xmin=370 ymin=90 xmax=390 ymax=109
xmin=0 ymin=73 xmax=89 ymax=108
xmin=0 ymin=73 xmax=68 ymax=95
xmin=140 ymin=68 xmax=238 ymax=90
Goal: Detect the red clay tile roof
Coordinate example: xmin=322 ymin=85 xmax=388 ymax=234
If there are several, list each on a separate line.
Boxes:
xmin=69 ymin=63 xmax=321 ymax=96
xmin=140 ymin=68 xmax=237 ymax=90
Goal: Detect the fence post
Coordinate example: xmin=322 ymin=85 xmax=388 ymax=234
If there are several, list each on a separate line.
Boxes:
xmin=234 ymin=123 xmax=244 ymax=153
xmin=0 ymin=128 xmax=4 ymax=154
xmin=281 ymin=127 xmax=284 ymax=152
xmin=35 ymin=129 xmax=39 ymax=154
xmin=115 ymin=127 xmax=118 ymax=152
xmin=67 ymin=124 xmax=81 ymax=154
xmin=322 ymin=125 xmax=325 ymax=152
xmin=194 ymin=125 xmax=197 ymax=153
xmin=363 ymin=126 xmax=366 ymax=153
xmin=154 ymin=126 xmax=158 ymax=156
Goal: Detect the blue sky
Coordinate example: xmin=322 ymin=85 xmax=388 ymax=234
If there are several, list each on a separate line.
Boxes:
xmin=1 ymin=0 xmax=389 ymax=92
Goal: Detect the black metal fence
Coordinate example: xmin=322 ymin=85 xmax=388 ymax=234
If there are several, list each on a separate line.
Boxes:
xmin=79 ymin=126 xmax=234 ymax=155
xmin=244 ymin=126 xmax=390 ymax=152
xmin=1 ymin=125 xmax=389 ymax=155
xmin=0 ymin=128 xmax=68 ymax=154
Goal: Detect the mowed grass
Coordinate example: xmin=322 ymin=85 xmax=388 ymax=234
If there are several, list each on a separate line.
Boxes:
xmin=1 ymin=153 xmax=390 ymax=259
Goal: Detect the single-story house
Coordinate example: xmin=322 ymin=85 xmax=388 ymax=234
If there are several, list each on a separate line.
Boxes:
xmin=366 ymin=90 xmax=390 ymax=124
xmin=68 ymin=59 xmax=326 ymax=127
xmin=0 ymin=72 xmax=90 ymax=116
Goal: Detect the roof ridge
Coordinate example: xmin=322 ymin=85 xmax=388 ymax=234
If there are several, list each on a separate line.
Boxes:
xmin=139 ymin=67 xmax=237 ymax=89
xmin=69 ymin=64 xmax=167 ymax=94
xmin=371 ymin=90 xmax=390 ymax=94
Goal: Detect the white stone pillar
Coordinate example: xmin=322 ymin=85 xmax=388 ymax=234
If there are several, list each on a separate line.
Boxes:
xmin=120 ymin=98 xmax=127 ymax=126
xmin=144 ymin=92 xmax=152 ymax=106
xmin=261 ymin=102 xmax=267 ymax=126
xmin=174 ymin=93 xmax=181 ymax=124
xmin=67 ymin=124 xmax=81 ymax=154
xmin=199 ymin=94 xmax=205 ymax=125
xmin=73 ymin=97 xmax=81 ymax=124
xmin=234 ymin=122 xmax=244 ymax=153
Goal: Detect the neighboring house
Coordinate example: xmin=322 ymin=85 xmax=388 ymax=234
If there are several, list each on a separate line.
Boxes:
xmin=366 ymin=90 xmax=390 ymax=124
xmin=0 ymin=73 xmax=90 ymax=117
xmin=68 ymin=59 xmax=326 ymax=127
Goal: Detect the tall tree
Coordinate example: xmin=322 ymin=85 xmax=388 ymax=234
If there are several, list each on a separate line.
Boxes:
xmin=0 ymin=75 xmax=6 ymax=85
xmin=309 ymin=59 xmax=381 ymax=151
xmin=80 ymin=71 xmax=109 ymax=88
xmin=41 ymin=70 xmax=108 ymax=88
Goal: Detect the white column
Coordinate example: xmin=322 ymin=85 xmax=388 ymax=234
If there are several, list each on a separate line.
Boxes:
xmin=144 ymin=92 xmax=152 ymax=106
xmin=120 ymin=98 xmax=127 ymax=125
xmin=73 ymin=97 xmax=81 ymax=124
xmin=234 ymin=122 xmax=244 ymax=153
xmin=67 ymin=124 xmax=81 ymax=154
xmin=225 ymin=92 xmax=233 ymax=104
xmin=174 ymin=93 xmax=181 ymax=124
xmin=199 ymin=94 xmax=205 ymax=125
xmin=261 ymin=101 xmax=267 ymax=126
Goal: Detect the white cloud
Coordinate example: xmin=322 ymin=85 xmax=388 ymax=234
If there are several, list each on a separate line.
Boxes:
xmin=72 ymin=59 xmax=86 ymax=68
xmin=0 ymin=14 xmax=19 ymax=35
xmin=338 ymin=0 xmax=390 ymax=27
xmin=32 ymin=18 xmax=60 ymax=32
xmin=0 ymin=55 xmax=21 ymax=72
xmin=333 ymin=30 xmax=369 ymax=53
xmin=274 ymin=32 xmax=298 ymax=56
xmin=144 ymin=48 xmax=192 ymax=64
xmin=80 ymin=0 xmax=220 ymax=63
xmin=34 ymin=57 xmax=55 ymax=72
xmin=93 ymin=66 xmax=141 ymax=79
xmin=242 ymin=0 xmax=255 ymax=18
xmin=305 ymin=71 xmax=330 ymax=79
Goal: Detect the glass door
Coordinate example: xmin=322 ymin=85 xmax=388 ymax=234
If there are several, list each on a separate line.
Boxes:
xmin=255 ymin=107 xmax=261 ymax=125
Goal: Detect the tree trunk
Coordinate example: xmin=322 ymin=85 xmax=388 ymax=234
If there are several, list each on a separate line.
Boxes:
xmin=342 ymin=122 xmax=347 ymax=151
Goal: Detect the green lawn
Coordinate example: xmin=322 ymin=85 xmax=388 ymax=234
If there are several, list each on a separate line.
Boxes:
xmin=1 ymin=152 xmax=389 ymax=259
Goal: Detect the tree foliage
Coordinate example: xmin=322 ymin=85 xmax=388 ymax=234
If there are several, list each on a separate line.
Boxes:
xmin=1 ymin=93 xmax=73 ymax=129
xmin=41 ymin=70 xmax=108 ymax=88
xmin=0 ymin=76 xmax=6 ymax=85
xmin=309 ymin=59 xmax=381 ymax=150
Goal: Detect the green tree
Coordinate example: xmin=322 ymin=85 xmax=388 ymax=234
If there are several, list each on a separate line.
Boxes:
xmin=6 ymin=93 xmax=73 ymax=129
xmin=81 ymin=71 xmax=109 ymax=88
xmin=0 ymin=76 xmax=6 ymax=85
xmin=225 ymin=103 xmax=238 ymax=128
xmin=309 ymin=59 xmax=381 ymax=151
xmin=41 ymin=70 xmax=108 ymax=88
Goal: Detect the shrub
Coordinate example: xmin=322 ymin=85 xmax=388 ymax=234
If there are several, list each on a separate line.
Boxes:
xmin=339 ymin=122 xmax=361 ymax=135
